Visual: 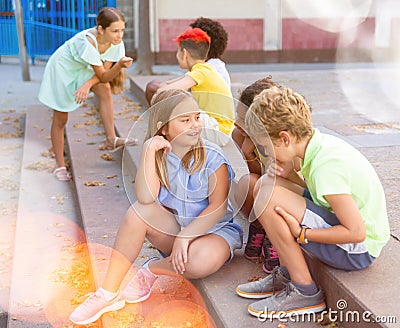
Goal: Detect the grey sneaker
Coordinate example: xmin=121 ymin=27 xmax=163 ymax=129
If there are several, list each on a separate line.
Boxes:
xmin=248 ymin=282 xmax=326 ymax=318
xmin=235 ymin=266 xmax=290 ymax=299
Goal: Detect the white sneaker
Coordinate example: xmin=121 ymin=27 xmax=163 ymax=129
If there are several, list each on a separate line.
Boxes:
xmin=121 ymin=258 xmax=159 ymax=303
xmin=69 ymin=289 xmax=125 ymax=325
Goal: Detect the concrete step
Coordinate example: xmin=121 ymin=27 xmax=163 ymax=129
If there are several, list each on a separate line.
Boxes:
xmin=120 ymin=78 xmax=323 ymax=328
xmin=65 ymin=95 xmax=219 ymax=328
xmin=0 ymin=109 xmax=25 ymax=328
xmin=127 ymin=73 xmax=400 ymax=328
xmin=7 ymin=105 xmax=85 ymax=328
xmin=61 ymin=90 xmax=314 ymax=328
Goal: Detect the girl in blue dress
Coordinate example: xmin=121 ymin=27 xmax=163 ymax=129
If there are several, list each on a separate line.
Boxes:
xmin=69 ymin=89 xmax=243 ymax=325
xmin=38 ymin=7 xmax=134 ymax=181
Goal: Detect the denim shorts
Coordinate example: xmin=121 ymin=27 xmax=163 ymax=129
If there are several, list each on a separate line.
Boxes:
xmin=157 ymin=221 xmax=243 ymax=265
xmin=300 ymin=189 xmax=375 ymax=271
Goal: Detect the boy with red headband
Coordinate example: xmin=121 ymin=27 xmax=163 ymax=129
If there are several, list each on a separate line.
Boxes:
xmin=150 ymin=28 xmax=235 ymax=146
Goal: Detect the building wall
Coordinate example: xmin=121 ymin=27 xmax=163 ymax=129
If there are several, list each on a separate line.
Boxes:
xmin=156 ymin=0 xmax=266 ymax=53
xmin=117 ymin=0 xmax=135 ymax=54
xmin=145 ymin=0 xmax=400 ymax=63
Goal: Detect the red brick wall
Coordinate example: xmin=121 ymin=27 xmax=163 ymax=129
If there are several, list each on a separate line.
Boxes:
xmin=282 ymin=17 xmax=375 ymax=49
xmin=158 ymin=18 xmax=264 ymax=52
xmin=158 ymin=17 xmax=376 ymax=53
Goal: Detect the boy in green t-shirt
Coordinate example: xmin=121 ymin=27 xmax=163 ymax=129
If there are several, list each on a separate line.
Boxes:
xmin=236 ymin=85 xmax=390 ymax=319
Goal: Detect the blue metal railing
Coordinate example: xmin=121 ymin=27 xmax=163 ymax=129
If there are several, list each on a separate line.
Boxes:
xmin=0 ymin=0 xmax=115 ymax=61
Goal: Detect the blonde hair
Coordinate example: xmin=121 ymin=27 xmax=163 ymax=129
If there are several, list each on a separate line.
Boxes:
xmin=245 ymin=85 xmax=313 ymax=143
xmin=145 ymin=89 xmax=206 ymax=189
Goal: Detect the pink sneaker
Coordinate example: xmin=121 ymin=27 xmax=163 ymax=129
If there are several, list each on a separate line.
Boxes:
xmin=69 ymin=289 xmax=125 ymax=325
xmin=121 ymin=258 xmax=158 ymax=304
xmin=262 ymin=238 xmax=280 ymax=274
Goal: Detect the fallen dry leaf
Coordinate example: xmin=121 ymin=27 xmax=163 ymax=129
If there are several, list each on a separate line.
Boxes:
xmin=73 ymin=123 xmax=85 ymax=129
xmin=84 ymin=119 xmax=99 ymax=126
xmin=84 ymin=181 xmax=106 ymax=187
xmin=25 ymin=160 xmax=54 ymax=172
xmin=248 ymin=276 xmax=263 ymax=282
xmin=87 ymin=131 xmax=104 ymax=137
xmin=33 ymin=125 xmax=44 ymax=131
xmin=41 ymin=149 xmax=55 ymax=159
xmin=123 ymin=114 xmax=140 ymax=121
xmin=351 ymin=122 xmax=400 ymax=132
xmin=100 ymin=153 xmax=114 ymax=161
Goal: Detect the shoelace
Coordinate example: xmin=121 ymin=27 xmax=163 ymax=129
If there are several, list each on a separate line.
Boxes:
xmin=79 ymin=291 xmax=103 ymax=307
xmin=271 ymin=267 xmax=290 ymax=295
xmin=268 ymin=246 xmax=279 ymax=259
xmin=127 ymin=269 xmax=148 ymax=293
xmin=251 ymin=233 xmax=264 ymax=247
xmin=275 ymin=282 xmax=296 ymax=301
xmin=271 ymin=267 xmax=279 ymax=295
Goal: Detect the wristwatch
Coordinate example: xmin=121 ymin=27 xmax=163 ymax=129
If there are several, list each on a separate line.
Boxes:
xmin=297 ymin=225 xmax=309 ymax=244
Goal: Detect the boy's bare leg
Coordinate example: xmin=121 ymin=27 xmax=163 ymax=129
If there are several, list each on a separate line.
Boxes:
xmin=254 ymin=176 xmax=313 ymax=285
xmin=235 ymin=173 xmax=260 ymax=221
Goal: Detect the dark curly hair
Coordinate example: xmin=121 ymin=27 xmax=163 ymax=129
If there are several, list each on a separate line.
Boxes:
xmin=190 ymin=17 xmax=228 ymax=60
xmin=239 ymin=76 xmax=277 ymax=107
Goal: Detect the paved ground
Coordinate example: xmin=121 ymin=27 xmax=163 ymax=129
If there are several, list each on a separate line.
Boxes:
xmin=1 ymin=56 xmax=400 ymax=327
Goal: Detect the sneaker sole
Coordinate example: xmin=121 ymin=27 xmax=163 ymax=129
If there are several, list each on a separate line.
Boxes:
xmin=125 ymin=291 xmax=152 ymax=304
xmin=69 ymin=299 xmax=125 ymax=325
xmin=235 ymin=287 xmax=280 ymax=299
xmin=248 ymin=301 xmax=327 ymax=318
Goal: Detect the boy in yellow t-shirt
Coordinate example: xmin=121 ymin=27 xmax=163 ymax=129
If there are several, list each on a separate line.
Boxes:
xmin=151 ymin=28 xmax=234 ymax=146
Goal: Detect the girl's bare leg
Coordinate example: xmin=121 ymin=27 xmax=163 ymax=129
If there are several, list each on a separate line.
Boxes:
xmin=102 ymin=202 xmax=180 ymax=292
xmin=149 ymin=233 xmax=231 ymax=279
xmin=51 ymin=110 xmax=68 ymax=168
xmin=91 ymin=83 xmax=122 ymax=147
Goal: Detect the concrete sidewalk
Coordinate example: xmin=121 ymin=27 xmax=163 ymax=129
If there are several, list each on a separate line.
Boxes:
xmin=128 ymin=62 xmax=400 ymax=238
xmin=127 ymin=62 xmax=400 ymax=327
xmin=1 ymin=58 xmax=400 ymax=327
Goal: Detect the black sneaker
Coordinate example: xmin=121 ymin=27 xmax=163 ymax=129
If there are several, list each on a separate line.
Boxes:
xmin=244 ymin=223 xmax=266 ymax=261
xmin=262 ymin=238 xmax=280 ymax=273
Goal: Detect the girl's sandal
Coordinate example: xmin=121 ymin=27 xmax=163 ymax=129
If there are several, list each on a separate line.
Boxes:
xmin=53 ymin=166 xmax=72 ymax=182
xmin=109 ymin=137 xmax=138 ymax=153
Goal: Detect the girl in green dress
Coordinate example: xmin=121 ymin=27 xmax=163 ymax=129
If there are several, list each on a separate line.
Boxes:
xmin=38 ymin=7 xmax=134 ymax=181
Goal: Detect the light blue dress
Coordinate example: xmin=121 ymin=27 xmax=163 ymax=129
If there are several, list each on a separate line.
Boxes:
xmin=38 ymin=28 xmax=125 ymax=112
xmin=158 ymin=140 xmax=243 ymax=261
